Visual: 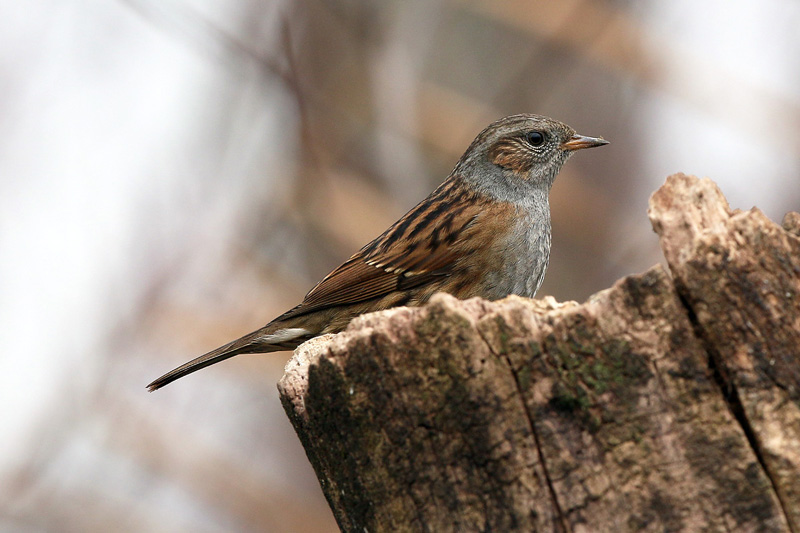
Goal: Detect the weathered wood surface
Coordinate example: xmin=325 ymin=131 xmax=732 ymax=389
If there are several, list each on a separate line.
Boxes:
xmin=279 ymin=174 xmax=800 ymax=532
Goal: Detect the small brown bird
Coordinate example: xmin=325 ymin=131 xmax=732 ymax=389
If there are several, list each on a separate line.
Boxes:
xmin=148 ymin=114 xmax=608 ymax=391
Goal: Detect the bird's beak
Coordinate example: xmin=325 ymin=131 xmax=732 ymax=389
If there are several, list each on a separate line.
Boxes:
xmin=560 ymin=134 xmax=609 ymax=151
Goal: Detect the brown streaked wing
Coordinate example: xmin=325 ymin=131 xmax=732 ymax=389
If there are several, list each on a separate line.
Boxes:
xmin=276 ymin=184 xmax=494 ymax=321
xmin=292 ymin=256 xmax=403 ymax=312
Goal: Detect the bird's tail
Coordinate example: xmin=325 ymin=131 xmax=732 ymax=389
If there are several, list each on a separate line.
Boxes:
xmin=146 ymin=326 xmax=311 ymax=391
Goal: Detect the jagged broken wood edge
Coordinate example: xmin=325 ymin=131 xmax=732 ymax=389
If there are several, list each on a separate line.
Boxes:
xmin=278 ymin=173 xmax=800 ymax=532
xmin=649 ymin=173 xmax=800 ymax=529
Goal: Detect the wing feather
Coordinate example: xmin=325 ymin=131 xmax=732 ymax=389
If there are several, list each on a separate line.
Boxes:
xmin=276 ymin=178 xmax=493 ymax=321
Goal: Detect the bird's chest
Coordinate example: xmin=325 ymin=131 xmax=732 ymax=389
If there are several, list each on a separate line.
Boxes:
xmin=482 ymin=209 xmax=551 ymax=300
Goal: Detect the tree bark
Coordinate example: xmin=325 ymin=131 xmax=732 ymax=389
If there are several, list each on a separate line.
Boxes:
xmin=278 ymin=174 xmax=800 ymax=532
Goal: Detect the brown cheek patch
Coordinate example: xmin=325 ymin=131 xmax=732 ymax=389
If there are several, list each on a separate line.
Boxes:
xmin=488 ymin=140 xmax=533 ymax=174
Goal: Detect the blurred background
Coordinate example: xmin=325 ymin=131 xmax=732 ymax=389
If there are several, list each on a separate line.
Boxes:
xmin=2 ymin=0 xmax=798 ymax=531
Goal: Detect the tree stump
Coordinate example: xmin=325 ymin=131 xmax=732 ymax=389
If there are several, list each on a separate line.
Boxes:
xmin=278 ymin=174 xmax=800 ymax=532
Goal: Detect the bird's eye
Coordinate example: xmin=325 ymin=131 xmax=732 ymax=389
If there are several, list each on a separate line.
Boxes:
xmin=526 ymin=131 xmax=545 ymax=147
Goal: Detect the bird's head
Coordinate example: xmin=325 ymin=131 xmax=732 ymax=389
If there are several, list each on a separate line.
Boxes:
xmin=454 ymin=114 xmax=608 ymax=201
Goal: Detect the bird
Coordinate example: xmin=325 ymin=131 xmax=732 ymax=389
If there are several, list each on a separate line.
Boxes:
xmin=147 ymin=114 xmax=608 ymax=391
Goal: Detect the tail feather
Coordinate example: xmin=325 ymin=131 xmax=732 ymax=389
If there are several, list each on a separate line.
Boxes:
xmin=147 ymin=326 xmax=310 ymax=391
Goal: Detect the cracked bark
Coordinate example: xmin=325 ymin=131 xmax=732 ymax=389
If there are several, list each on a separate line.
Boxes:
xmin=278 ymin=174 xmax=800 ymax=532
